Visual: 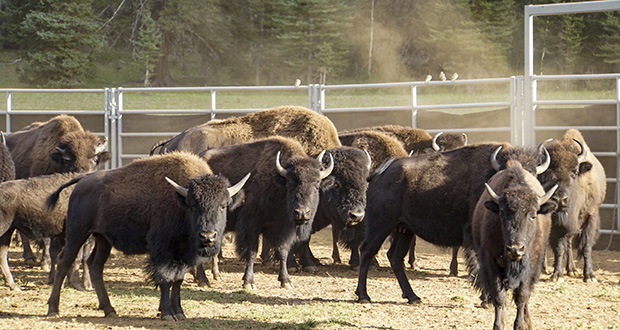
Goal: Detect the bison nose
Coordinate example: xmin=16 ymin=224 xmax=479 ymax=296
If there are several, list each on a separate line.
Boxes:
xmin=199 ymin=231 xmax=218 ymax=246
xmin=294 ymin=208 xmax=312 ymax=223
xmin=347 ymin=210 xmax=365 ymax=226
xmin=554 ymin=193 xmax=569 ymax=209
xmin=505 ymin=244 xmax=525 ymax=261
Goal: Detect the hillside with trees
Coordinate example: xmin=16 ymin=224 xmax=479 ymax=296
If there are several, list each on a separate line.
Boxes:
xmin=1 ymin=0 xmax=619 ymax=87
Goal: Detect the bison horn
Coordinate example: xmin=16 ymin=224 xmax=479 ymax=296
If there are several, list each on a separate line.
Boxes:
xmin=364 ymin=149 xmax=372 ymax=171
xmin=573 ymin=138 xmax=587 ymax=163
xmin=432 ymin=132 xmax=443 ymax=151
xmin=55 ymin=146 xmax=67 ymax=155
xmin=536 ymin=147 xmax=551 ymax=175
xmin=319 ymin=153 xmax=334 ymax=180
xmin=228 ymin=173 xmax=251 ymax=197
xmin=95 ymin=136 xmax=108 ymax=154
xmin=462 ymin=133 xmax=468 ymax=146
xmin=491 ymin=146 xmax=502 ymax=171
xmin=0 ymin=131 xmax=5 ymax=145
xmin=539 ymin=184 xmax=558 ymax=207
xmin=408 ymin=150 xmax=414 ymax=157
xmin=275 ymin=151 xmax=287 ymax=177
xmin=165 ymin=177 xmax=188 ymax=198
xmin=484 ymin=183 xmax=501 ymax=204
xmin=537 ymin=138 xmax=553 ymax=151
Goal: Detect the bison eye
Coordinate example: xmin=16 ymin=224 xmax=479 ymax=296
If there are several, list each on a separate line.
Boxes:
xmin=530 ymin=215 xmax=537 ymax=221
xmin=220 ymin=203 xmax=227 ymax=210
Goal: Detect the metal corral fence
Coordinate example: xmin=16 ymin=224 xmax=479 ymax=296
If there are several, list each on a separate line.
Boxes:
xmin=1 ymin=76 xmax=619 ymax=243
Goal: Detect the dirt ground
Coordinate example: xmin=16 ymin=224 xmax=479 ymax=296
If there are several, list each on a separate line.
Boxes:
xmin=0 ymin=228 xmax=619 ymax=330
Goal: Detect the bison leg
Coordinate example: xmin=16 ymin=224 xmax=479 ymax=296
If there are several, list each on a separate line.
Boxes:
xmin=171 ymin=279 xmax=186 ymax=320
xmin=492 ymin=289 xmax=509 ymax=330
xmin=18 ymin=231 xmax=38 ymax=266
xmin=387 ymin=230 xmax=421 ymax=304
xmin=297 ymin=241 xmax=319 ymax=272
xmin=0 ymin=229 xmax=20 ymax=291
xmin=211 ymin=255 xmax=221 ymax=280
xmin=449 ymin=246 xmax=459 ymax=276
xmin=331 ymin=226 xmax=342 ymax=264
xmin=513 ymin=285 xmax=532 ymax=330
xmin=277 ymin=245 xmax=294 ymax=289
xmin=355 ymin=222 xmax=393 ymax=303
xmin=581 ymin=213 xmax=599 ymax=283
xmin=407 ymin=235 xmax=417 ymax=269
xmin=158 ymin=282 xmax=176 ymax=321
xmin=80 ymin=237 xmax=94 ymax=291
xmin=87 ymin=236 xmax=116 ymax=318
xmin=564 ymin=239 xmax=577 ymax=278
xmin=242 ymin=254 xmax=256 ymax=290
xmin=190 ymin=264 xmax=210 ymax=287
xmin=550 ymin=235 xmax=569 ymax=282
xmin=47 ymin=233 xmax=91 ymax=317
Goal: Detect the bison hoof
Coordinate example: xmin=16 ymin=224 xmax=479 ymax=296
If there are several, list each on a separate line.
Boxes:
xmin=281 ymin=282 xmax=294 ymax=289
xmin=197 ymin=280 xmax=211 ymax=288
xmin=303 ymin=266 xmax=318 ymax=273
xmin=24 ymin=257 xmax=38 ymax=267
xmin=480 ymin=301 xmax=492 ymax=309
xmin=46 ymin=311 xmax=59 ymax=318
xmin=105 ymin=311 xmax=118 ymax=318
xmin=175 ymin=313 xmax=186 ymax=321
xmin=356 ymin=298 xmax=371 ymax=304
xmin=550 ymin=275 xmax=563 ymax=282
xmin=162 ymin=314 xmax=175 ymax=321
xmin=243 ymin=283 xmax=256 ymax=290
xmin=584 ymin=276 xmax=598 ymax=283
xmin=9 ymin=285 xmax=22 ymax=291
xmin=406 ymin=296 xmax=422 ymax=304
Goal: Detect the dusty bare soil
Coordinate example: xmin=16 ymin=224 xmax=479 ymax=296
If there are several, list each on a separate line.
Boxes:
xmin=1 ymin=228 xmax=619 ymax=330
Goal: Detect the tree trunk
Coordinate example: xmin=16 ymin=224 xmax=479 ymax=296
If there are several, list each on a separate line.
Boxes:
xmin=152 ymin=29 xmax=175 ymax=87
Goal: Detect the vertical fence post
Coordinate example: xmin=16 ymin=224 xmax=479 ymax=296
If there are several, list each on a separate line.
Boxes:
xmin=210 ymin=89 xmax=216 ymax=120
xmin=411 ymin=84 xmax=418 ymax=128
xmin=5 ymin=91 xmax=11 ymax=133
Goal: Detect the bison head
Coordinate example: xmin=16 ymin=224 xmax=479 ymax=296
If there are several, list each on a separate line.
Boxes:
xmin=166 ymin=173 xmax=249 ymax=258
xmin=317 ymin=147 xmax=370 ymax=228
xmin=429 ymin=132 xmax=468 ymax=152
xmin=275 ymin=151 xmax=333 ymax=228
xmin=51 ymin=132 xmax=110 ymax=173
xmin=536 ymin=138 xmax=592 ymax=225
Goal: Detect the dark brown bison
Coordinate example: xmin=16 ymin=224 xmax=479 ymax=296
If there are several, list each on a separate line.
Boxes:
xmin=344 ymin=124 xmax=467 ymax=155
xmin=6 ymin=115 xmax=110 ymax=266
xmin=470 ymin=160 xmax=557 ymax=330
xmin=537 ymin=129 xmax=606 ymax=282
xmin=150 ymin=105 xmax=341 ymax=157
xmin=199 ymin=137 xmax=333 ymax=289
xmin=0 ymin=132 xmax=15 ymax=182
xmin=0 ymin=172 xmax=83 ymax=291
xmin=6 ymin=114 xmax=109 ymax=178
xmin=354 ymin=143 xmax=550 ymax=304
xmin=46 ymin=152 xmax=249 ymax=320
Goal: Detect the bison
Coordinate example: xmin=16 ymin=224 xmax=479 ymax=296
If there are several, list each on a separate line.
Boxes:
xmin=150 ymin=105 xmax=341 ymax=157
xmin=537 ymin=129 xmax=606 ymax=282
xmin=469 ymin=160 xmax=557 ymax=330
xmin=6 ymin=114 xmax=109 ymax=178
xmin=0 ymin=132 xmax=15 ymax=182
xmin=0 ymin=172 xmax=84 ymax=291
xmin=344 ymin=124 xmax=467 ymax=155
xmin=354 ymin=143 xmax=550 ymax=304
xmin=46 ymin=152 xmax=249 ymax=320
xmin=199 ymin=137 xmax=333 ymax=289
xmin=5 ymin=115 xmax=110 ymax=267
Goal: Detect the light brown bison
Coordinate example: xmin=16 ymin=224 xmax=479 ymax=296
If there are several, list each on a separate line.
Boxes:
xmin=150 ymin=105 xmax=341 ymax=157
xmin=0 ymin=172 xmax=83 ymax=291
xmin=6 ymin=114 xmax=109 ymax=178
xmin=470 ymin=160 xmax=557 ymax=330
xmin=0 ymin=132 xmax=15 ymax=182
xmin=199 ymin=137 xmax=333 ymax=289
xmin=46 ymin=152 xmax=249 ymax=320
xmin=537 ymin=129 xmax=606 ymax=282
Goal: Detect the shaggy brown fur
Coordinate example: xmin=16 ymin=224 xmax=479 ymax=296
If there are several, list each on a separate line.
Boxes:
xmin=0 ymin=172 xmax=81 ymax=290
xmin=150 ymin=105 xmax=341 ymax=157
xmin=344 ymin=125 xmax=466 ymax=155
xmin=6 ymin=115 xmax=109 ymax=178
xmin=539 ymin=129 xmax=606 ymax=282
xmin=0 ymin=132 xmax=15 ymax=182
xmin=470 ymin=160 xmax=556 ymax=330
xmin=339 ymin=130 xmax=408 ymax=172
xmin=46 ymin=152 xmax=242 ymax=320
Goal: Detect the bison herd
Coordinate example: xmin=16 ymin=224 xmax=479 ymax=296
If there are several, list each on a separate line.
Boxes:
xmin=0 ymin=106 xmax=608 ymax=329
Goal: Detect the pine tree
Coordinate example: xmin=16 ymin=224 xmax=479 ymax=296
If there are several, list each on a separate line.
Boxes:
xmin=18 ymin=0 xmax=102 ymax=87
xmin=133 ymin=9 xmax=160 ymax=87
xmin=595 ymin=12 xmax=620 ymax=71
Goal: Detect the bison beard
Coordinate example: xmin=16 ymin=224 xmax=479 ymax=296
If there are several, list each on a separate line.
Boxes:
xmin=502 ymin=257 xmax=531 ymax=290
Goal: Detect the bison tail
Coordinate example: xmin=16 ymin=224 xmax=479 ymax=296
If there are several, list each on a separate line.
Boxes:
xmin=45 ymin=175 xmax=86 ymax=210
xmin=149 ymin=137 xmax=174 ymax=156
xmin=366 ymin=158 xmax=396 ymax=182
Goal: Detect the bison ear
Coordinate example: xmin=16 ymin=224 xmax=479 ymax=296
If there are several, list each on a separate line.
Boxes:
xmin=320 ymin=176 xmax=335 ymax=190
xmin=578 ymin=162 xmax=592 ymax=175
xmin=229 ymin=189 xmax=245 ymax=211
xmin=538 ymin=200 xmax=558 ymax=215
xmin=97 ymin=152 xmax=111 ymax=164
xmin=484 ymin=200 xmax=500 ymax=213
